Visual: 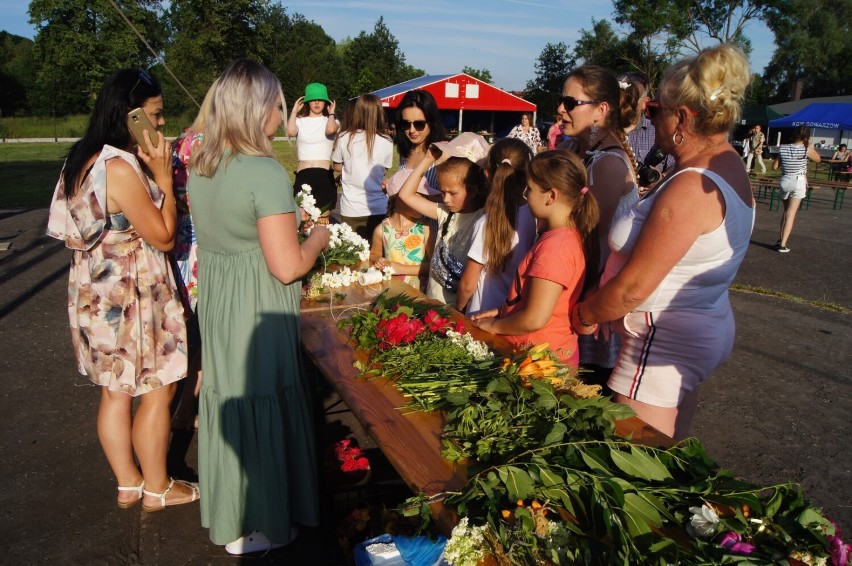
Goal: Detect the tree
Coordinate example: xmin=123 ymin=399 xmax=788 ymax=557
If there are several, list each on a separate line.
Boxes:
xmin=0 ymin=32 xmax=36 ymax=115
xmin=163 ymin=0 xmax=276 ymax=117
xmin=462 ymin=66 xmax=492 ymax=83
xmin=524 ymin=42 xmax=575 ymax=118
xmin=339 ymin=17 xmax=423 ymax=98
xmin=263 ymin=12 xmax=345 ymax=110
xmin=28 ymin=0 xmax=164 ymax=115
xmin=762 ymin=0 xmax=852 ymax=100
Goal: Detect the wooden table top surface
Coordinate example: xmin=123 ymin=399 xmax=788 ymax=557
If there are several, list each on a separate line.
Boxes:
xmin=299 ymin=278 xmax=673 ymax=534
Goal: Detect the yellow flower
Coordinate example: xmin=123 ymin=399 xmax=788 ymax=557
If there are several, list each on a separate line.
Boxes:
xmin=404 ymin=234 xmax=423 ymax=250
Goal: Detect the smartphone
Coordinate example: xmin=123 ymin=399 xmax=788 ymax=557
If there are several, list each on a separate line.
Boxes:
xmin=127 ymin=108 xmax=160 ymax=152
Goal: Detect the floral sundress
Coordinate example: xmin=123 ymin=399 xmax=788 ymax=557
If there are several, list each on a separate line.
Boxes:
xmin=171 ymin=129 xmax=203 ymax=311
xmin=381 ymin=218 xmax=427 ymax=290
xmin=46 ymin=145 xmax=188 ymax=396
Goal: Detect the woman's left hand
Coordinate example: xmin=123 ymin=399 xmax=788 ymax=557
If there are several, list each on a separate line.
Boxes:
xmin=135 ymin=129 xmax=172 ymax=188
xmin=571 ymin=304 xmax=598 ymax=335
xmin=328 ymin=100 xmax=336 ymax=115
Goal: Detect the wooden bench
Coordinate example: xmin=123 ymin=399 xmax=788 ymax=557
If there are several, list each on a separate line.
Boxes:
xmin=807 ymin=178 xmax=850 ymax=210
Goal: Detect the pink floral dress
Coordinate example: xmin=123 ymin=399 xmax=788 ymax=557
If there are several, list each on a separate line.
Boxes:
xmin=47 ymin=145 xmax=188 ymax=396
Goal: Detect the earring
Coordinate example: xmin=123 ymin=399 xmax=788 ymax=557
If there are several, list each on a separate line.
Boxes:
xmin=672 ymin=131 xmax=684 ymax=147
xmin=590 ymin=122 xmax=599 ymax=145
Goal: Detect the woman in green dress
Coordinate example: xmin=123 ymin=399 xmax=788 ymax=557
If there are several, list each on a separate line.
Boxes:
xmin=187 ymin=59 xmax=330 ymax=555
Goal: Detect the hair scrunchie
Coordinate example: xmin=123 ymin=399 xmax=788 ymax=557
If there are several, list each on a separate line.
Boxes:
xmin=579 ymin=186 xmax=590 ymax=196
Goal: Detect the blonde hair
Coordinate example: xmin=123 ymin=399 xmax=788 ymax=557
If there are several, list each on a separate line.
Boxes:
xmin=189 ymin=77 xmax=218 ymax=133
xmin=192 ymin=59 xmax=283 ymax=178
xmin=658 ymin=44 xmax=751 ymax=136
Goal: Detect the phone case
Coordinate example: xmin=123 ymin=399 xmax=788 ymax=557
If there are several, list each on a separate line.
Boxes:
xmin=127 ymin=108 xmax=159 ymax=151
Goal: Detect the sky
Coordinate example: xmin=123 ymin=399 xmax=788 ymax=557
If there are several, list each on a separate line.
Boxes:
xmin=1 ymin=0 xmax=776 ymax=92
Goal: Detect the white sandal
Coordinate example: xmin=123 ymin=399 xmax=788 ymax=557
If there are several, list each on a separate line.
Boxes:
xmin=117 ymin=480 xmax=144 ymax=509
xmin=142 ymin=478 xmax=200 ymax=512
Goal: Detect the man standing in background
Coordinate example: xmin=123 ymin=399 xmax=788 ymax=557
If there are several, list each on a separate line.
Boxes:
xmin=746 ymin=124 xmax=766 ymax=174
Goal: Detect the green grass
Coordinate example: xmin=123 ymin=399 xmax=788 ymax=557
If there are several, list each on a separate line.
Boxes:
xmin=0 ymin=140 xmax=399 ymax=208
xmin=0 ymin=114 xmax=189 ymax=139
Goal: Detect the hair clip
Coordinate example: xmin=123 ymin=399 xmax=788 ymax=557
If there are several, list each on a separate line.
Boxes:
xmin=618 ymin=81 xmax=630 ymax=90
xmin=709 ymin=86 xmax=725 ymax=101
xmin=579 ymin=187 xmax=590 ymax=195
xmin=501 ymin=158 xmax=512 ymax=166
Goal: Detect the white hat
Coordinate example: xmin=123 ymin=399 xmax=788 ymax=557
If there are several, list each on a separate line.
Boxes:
xmin=431 ymin=132 xmax=490 ymax=168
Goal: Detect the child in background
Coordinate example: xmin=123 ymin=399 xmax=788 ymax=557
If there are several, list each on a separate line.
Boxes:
xmin=332 ymin=94 xmax=394 ymax=241
xmin=397 ymin=132 xmax=489 ymax=305
xmin=456 ymin=138 xmax=537 ymax=315
xmin=471 ymin=150 xmax=599 ymax=366
xmin=369 ymin=178 xmax=433 ymax=291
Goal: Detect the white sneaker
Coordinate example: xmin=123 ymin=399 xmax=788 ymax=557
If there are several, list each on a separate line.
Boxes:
xmin=225 ymin=530 xmax=284 ymax=555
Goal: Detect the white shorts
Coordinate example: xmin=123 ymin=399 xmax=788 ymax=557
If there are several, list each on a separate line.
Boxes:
xmin=779 ymin=175 xmax=806 ymax=200
xmin=607 ymin=307 xmax=735 ymax=407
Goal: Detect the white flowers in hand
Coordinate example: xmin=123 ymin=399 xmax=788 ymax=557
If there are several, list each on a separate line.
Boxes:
xmin=296 ymin=184 xmax=321 ymax=223
xmin=315 ymin=265 xmax=394 ymax=290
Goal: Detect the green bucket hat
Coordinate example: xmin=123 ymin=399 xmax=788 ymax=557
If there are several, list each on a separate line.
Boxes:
xmin=303 ymin=83 xmax=331 ymax=103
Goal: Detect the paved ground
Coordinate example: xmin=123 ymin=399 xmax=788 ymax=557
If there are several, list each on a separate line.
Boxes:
xmin=0 ymin=186 xmax=849 ymax=564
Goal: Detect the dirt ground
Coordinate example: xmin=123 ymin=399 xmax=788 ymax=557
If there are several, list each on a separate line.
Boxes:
xmin=0 ymin=185 xmax=849 ymax=564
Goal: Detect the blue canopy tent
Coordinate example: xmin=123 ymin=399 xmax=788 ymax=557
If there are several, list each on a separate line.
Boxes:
xmin=768 ymin=103 xmax=852 ymax=152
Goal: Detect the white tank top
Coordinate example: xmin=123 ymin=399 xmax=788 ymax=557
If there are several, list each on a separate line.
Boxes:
xmin=296 ymin=116 xmax=335 ymax=161
xmin=601 ymin=167 xmax=755 ymax=312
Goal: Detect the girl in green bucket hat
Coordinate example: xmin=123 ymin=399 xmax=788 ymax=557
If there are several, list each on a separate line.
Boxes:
xmin=287 ymin=83 xmax=338 ymax=219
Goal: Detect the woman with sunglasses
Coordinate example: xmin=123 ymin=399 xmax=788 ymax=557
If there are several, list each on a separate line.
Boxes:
xmin=46 ymin=69 xmax=199 ymax=510
xmin=393 ymin=90 xmax=447 ymax=193
xmin=571 ymin=45 xmax=755 ymax=440
xmin=557 ymin=65 xmax=641 ymax=389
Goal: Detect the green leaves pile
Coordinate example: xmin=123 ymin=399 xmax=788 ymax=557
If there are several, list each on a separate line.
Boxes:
xmin=339 ymin=293 xmax=844 ymax=565
xmin=425 ymin=370 xmax=840 ymax=564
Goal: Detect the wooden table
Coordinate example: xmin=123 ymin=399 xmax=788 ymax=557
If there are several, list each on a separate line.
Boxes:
xmin=299 ymin=278 xmax=673 ymax=534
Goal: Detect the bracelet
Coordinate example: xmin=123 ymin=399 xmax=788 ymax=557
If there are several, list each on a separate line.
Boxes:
xmin=576 ymin=306 xmax=594 ymax=327
xmin=315 ymin=217 xmax=330 ymax=225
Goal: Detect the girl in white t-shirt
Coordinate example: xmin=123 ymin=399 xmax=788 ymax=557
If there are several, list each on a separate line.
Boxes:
xmin=331 ymin=94 xmax=394 ymax=240
xmin=456 ymin=138 xmax=537 ymax=315
xmin=397 ymin=133 xmax=490 ymax=305
xmin=286 ymin=83 xmax=338 ymax=219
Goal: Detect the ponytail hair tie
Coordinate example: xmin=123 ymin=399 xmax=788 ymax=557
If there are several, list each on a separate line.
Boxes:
xmin=580 ymin=187 xmax=589 ymax=196
xmin=501 ymin=158 xmax=512 ymax=166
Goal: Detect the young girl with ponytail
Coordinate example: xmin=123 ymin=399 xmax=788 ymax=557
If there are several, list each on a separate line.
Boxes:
xmin=456 ymin=138 xmax=537 ymax=315
xmin=471 ymin=150 xmax=599 ymax=366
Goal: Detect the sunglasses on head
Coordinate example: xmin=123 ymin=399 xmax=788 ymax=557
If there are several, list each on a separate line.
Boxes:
xmin=558 ymin=95 xmax=599 ymax=112
xmin=129 ymin=70 xmax=154 ymax=98
xmin=401 ymin=119 xmax=427 ymax=131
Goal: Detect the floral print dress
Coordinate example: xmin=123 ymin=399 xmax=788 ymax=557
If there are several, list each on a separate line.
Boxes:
xmin=381 ymin=218 xmax=427 ymax=290
xmin=46 ymin=145 xmax=188 ymax=396
xmin=171 ymin=129 xmax=203 ymax=311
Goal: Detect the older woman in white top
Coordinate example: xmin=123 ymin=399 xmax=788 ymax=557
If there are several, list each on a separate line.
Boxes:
xmin=572 ymin=44 xmax=756 ymax=440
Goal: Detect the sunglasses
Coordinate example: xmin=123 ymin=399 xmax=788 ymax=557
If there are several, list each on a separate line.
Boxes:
xmin=129 ymin=70 xmax=154 ymax=99
xmin=401 ymin=119 xmax=427 ymax=131
xmin=644 ymin=100 xmax=665 ymax=120
xmin=558 ymin=95 xmax=599 ymax=112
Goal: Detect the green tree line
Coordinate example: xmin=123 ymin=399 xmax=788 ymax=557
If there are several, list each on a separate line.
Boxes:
xmin=2 ymin=0 xmax=849 ymax=122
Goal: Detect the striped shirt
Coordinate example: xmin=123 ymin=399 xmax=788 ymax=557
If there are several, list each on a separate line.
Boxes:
xmin=778 ymin=144 xmax=808 ymax=176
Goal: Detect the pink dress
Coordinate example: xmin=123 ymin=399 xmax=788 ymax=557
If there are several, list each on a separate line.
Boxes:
xmin=47 ymin=145 xmax=188 ymax=396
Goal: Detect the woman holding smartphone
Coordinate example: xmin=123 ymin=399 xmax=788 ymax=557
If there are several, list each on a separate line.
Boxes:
xmin=46 ymin=69 xmax=199 ymax=510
